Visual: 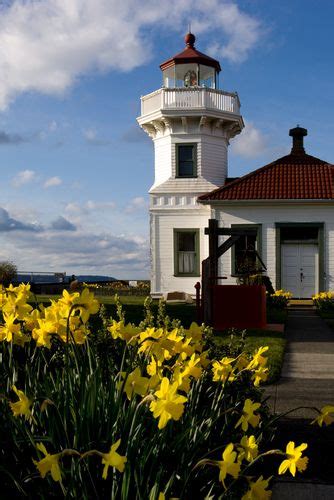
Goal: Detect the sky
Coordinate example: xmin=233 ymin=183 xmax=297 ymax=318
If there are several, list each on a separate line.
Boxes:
xmin=0 ymin=0 xmax=333 ymax=279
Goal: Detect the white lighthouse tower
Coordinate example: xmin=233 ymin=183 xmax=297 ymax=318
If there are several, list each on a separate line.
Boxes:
xmin=137 ymin=33 xmax=244 ymax=297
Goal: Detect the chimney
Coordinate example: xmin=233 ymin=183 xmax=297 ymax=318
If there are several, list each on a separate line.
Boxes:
xmin=289 ymin=126 xmax=307 ymax=154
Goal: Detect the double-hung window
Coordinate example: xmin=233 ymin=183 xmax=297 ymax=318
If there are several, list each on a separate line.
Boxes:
xmin=176 ymin=144 xmax=197 ymax=177
xmin=174 ymin=229 xmax=200 ymax=276
xmin=231 ymin=224 xmax=262 ymax=275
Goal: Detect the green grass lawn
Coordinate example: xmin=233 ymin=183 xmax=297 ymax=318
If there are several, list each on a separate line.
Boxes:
xmin=214 ymin=329 xmax=286 ymax=384
xmin=33 ymin=293 xmax=286 ymax=383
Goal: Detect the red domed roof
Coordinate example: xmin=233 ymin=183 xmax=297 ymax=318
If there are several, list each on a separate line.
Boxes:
xmin=160 ymin=33 xmax=221 ymax=73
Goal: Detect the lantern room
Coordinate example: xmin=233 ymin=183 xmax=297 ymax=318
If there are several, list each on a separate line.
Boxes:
xmin=160 ymin=32 xmax=221 ymax=89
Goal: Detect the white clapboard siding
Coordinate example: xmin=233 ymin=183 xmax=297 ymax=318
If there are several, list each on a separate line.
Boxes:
xmin=150 ymin=208 xmax=210 ymax=296
xmin=214 ymin=203 xmax=334 ymax=290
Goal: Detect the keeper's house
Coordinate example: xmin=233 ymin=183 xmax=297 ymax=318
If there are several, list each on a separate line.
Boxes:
xmin=137 ymin=33 xmax=334 ymax=299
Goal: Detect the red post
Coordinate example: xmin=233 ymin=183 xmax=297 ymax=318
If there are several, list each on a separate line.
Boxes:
xmin=194 ymin=282 xmax=202 ymax=323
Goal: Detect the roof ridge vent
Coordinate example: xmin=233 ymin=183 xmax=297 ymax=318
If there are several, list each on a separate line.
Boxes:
xmin=289 ymin=125 xmax=307 ymax=154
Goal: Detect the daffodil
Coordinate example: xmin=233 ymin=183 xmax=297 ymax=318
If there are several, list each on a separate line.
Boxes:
xmin=252 ymin=365 xmax=269 ymax=387
xmin=311 ymin=405 xmax=334 ymax=426
xmin=32 ymin=319 xmax=55 ymax=348
xmin=0 ymin=313 xmax=21 ymax=342
xmin=235 ymin=399 xmax=261 ymax=432
xmin=9 ymin=385 xmax=32 ymax=419
xmin=278 ymin=441 xmax=308 ymax=477
xmin=33 ymin=443 xmax=62 ymax=482
xmin=241 ymin=476 xmax=272 ymax=499
xmin=101 ymin=439 xmax=127 ymax=479
xmin=74 ymin=288 xmax=100 ymax=323
xmin=150 ymin=377 xmax=187 ymax=429
xmin=181 ymin=353 xmax=202 ymax=379
xmin=212 ymin=357 xmax=235 ymax=383
xmin=238 ymin=435 xmax=258 ymax=463
xmin=247 ymin=346 xmax=269 ymax=370
xmin=147 ymin=356 xmax=162 ymax=376
xmin=185 ymin=322 xmax=203 ymax=342
xmin=121 ymin=367 xmax=149 ymax=400
xmin=217 ymin=443 xmax=240 ymax=488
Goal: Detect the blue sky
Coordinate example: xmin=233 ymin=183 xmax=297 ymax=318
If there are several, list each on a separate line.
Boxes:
xmin=0 ymin=0 xmax=333 ymax=279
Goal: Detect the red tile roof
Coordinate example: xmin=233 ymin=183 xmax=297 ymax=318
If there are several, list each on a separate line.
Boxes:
xmin=160 ymin=34 xmax=221 ymax=72
xmin=198 ymin=152 xmax=334 ymax=201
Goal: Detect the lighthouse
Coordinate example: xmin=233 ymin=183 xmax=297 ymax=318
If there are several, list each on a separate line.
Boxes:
xmin=137 ymin=33 xmax=244 ymax=297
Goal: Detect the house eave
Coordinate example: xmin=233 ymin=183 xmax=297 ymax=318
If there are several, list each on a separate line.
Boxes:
xmin=198 ymin=198 xmax=334 ymax=206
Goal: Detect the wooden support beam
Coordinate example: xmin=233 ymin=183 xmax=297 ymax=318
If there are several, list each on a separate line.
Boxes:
xmin=217 ymin=235 xmax=240 ymax=258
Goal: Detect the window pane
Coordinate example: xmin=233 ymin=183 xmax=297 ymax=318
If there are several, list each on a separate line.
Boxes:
xmin=179 ymin=161 xmax=193 ymax=176
xmin=178 ymin=232 xmax=195 ymax=252
xmin=175 ymin=230 xmax=198 ymax=275
xmin=179 ymin=145 xmax=193 ymax=161
xmin=235 ymin=234 xmax=257 ymax=273
xmin=179 ymin=252 xmax=195 ymax=273
xmin=177 ymin=145 xmax=195 ymax=177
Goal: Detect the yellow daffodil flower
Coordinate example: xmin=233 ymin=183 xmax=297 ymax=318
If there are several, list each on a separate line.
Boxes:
xmin=150 ymin=377 xmax=187 ymax=429
xmin=24 ymin=308 xmax=41 ymax=331
xmin=185 ymin=322 xmax=203 ymax=342
xmin=181 ymin=353 xmax=202 ymax=379
xmin=33 ymin=443 xmax=62 ymax=482
xmin=278 ymin=441 xmax=308 ymax=477
xmin=147 ymin=356 xmax=162 ymax=377
xmin=108 ymin=320 xmax=124 ymax=340
xmin=238 ymin=435 xmax=258 ymax=463
xmin=311 ymin=405 xmax=334 ymax=427
xmin=74 ymin=288 xmax=100 ymax=323
xmin=252 ymin=365 xmax=269 ymax=387
xmin=235 ymin=353 xmax=250 ymax=371
xmin=241 ymin=475 xmax=272 ymax=500
xmin=32 ymin=319 xmax=55 ymax=348
xmin=212 ymin=357 xmax=236 ymax=383
xmin=247 ymin=346 xmax=269 ymax=370
xmin=235 ymin=399 xmax=261 ymax=432
xmin=0 ymin=313 xmax=21 ymax=342
xmin=217 ymin=443 xmax=240 ymax=488
xmin=120 ymin=367 xmax=149 ymax=400
xmin=101 ymin=439 xmax=127 ymax=479
xmin=9 ymin=385 xmax=32 ymax=419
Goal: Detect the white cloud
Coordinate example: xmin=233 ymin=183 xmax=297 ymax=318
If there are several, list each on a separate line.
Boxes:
xmin=86 ymin=200 xmax=116 ymax=210
xmin=12 ymin=169 xmax=36 ymax=187
xmin=125 ymin=196 xmax=148 ymax=213
xmin=1 ymin=228 xmax=149 ymax=278
xmin=83 ymin=128 xmax=97 ymax=142
xmin=231 ymin=121 xmax=267 ymax=159
xmin=44 ymin=176 xmax=62 ymax=188
xmin=0 ymin=0 xmax=263 ymax=110
xmin=83 ymin=128 xmax=110 ymax=146
xmin=204 ymin=3 xmax=262 ymax=63
xmin=65 ymin=200 xmax=116 ymax=214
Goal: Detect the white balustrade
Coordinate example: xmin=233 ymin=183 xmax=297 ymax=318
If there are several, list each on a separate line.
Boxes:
xmin=141 ymin=88 xmax=240 ymax=115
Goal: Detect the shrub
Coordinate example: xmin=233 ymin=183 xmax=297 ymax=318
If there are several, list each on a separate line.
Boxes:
xmin=0 ymin=260 xmax=17 ymax=287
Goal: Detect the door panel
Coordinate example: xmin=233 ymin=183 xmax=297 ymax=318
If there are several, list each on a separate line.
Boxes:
xmin=281 ymin=244 xmax=318 ymax=298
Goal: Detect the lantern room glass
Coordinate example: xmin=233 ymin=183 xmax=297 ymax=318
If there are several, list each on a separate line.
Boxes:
xmin=163 ymin=64 xmax=217 ymax=89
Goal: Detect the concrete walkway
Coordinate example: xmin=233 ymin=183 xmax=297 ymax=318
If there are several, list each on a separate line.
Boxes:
xmin=265 ymin=306 xmax=334 ymax=498
xmin=265 ymin=307 xmax=334 ymax=417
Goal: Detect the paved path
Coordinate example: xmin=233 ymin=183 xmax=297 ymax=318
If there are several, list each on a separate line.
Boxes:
xmin=265 ymin=307 xmax=334 ymax=417
xmin=265 ymin=307 xmax=334 ymax=497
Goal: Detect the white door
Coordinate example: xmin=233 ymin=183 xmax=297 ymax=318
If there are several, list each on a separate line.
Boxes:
xmin=281 ymin=244 xmax=318 ymax=298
